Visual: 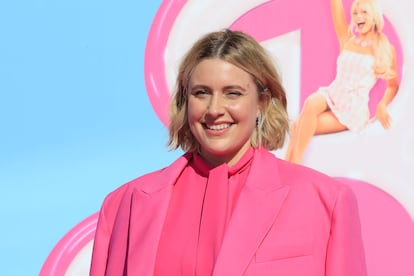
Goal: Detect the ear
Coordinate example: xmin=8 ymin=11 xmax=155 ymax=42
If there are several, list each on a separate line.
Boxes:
xmin=257 ymin=90 xmax=270 ymax=115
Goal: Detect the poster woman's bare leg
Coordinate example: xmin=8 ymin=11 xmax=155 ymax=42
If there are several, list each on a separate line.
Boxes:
xmin=285 ymin=93 xmax=347 ymax=164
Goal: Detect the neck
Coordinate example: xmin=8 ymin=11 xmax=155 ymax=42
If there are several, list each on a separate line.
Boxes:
xmin=199 ymin=145 xmax=253 ymax=167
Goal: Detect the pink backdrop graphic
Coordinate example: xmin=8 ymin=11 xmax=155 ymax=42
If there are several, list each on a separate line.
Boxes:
xmin=41 ymin=0 xmax=414 ymax=275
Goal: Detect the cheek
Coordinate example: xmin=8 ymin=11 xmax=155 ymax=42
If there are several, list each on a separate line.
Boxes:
xmin=230 ymin=102 xmax=259 ymax=122
xmin=187 ymin=100 xmax=201 ymax=119
xmin=187 ymin=101 xmax=205 ymax=132
xmin=187 ymin=109 xmax=199 ymax=135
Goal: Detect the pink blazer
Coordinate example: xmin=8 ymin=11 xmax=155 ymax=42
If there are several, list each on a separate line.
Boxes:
xmin=90 ymin=149 xmax=366 ymax=275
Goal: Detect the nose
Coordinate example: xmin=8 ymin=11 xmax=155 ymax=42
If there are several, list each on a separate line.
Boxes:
xmin=206 ymin=93 xmax=224 ymax=118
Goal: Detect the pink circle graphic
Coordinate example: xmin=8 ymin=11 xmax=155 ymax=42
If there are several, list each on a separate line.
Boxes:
xmin=337 ymin=178 xmax=414 ymax=276
xmin=40 ymin=212 xmax=98 ymax=275
xmin=144 ymin=0 xmax=187 ymax=126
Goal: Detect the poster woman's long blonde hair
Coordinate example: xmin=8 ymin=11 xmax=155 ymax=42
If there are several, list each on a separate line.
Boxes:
xmin=350 ymin=0 xmax=395 ymax=79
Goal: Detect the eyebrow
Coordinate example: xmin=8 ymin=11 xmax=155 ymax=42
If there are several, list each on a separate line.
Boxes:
xmin=190 ymin=84 xmax=247 ymax=91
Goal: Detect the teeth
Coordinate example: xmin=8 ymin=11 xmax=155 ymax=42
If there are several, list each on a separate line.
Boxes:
xmin=207 ymin=123 xmax=230 ymax=130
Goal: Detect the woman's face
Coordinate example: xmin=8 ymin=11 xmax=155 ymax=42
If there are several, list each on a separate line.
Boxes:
xmin=187 ymin=58 xmax=261 ymax=166
xmin=352 ymin=3 xmax=375 ymax=35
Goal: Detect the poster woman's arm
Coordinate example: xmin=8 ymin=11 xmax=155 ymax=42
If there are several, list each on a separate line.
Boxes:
xmin=331 ymin=0 xmax=350 ymax=49
xmin=376 ymin=47 xmax=399 ymax=129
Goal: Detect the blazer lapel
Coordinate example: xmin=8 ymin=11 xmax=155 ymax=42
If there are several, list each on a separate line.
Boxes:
xmin=115 ymin=153 xmax=192 ymax=275
xmin=213 ymin=150 xmax=290 ymax=276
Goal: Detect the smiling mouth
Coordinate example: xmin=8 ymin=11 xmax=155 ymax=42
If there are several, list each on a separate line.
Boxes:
xmin=357 ymin=21 xmax=365 ymax=28
xmin=205 ymin=123 xmax=231 ymax=130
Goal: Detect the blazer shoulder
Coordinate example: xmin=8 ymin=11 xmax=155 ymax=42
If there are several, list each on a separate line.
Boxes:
xmin=273 ymin=158 xmax=359 ymax=225
xmin=100 ymin=152 xmax=192 ymax=211
xmin=97 ymin=168 xmax=164 ymax=220
xmin=274 ymin=157 xmax=352 ymax=202
xmin=277 ymin=158 xmax=342 ymax=185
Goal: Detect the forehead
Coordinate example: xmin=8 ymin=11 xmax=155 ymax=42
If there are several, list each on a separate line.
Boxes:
xmin=353 ymin=2 xmax=371 ymax=12
xmin=189 ymin=59 xmax=254 ymax=84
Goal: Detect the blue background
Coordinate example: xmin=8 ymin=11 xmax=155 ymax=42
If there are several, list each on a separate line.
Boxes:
xmin=0 ymin=0 xmax=183 ymax=274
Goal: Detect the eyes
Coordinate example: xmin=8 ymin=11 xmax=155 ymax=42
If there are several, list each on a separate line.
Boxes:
xmin=190 ymin=87 xmax=244 ymax=99
xmin=353 ymin=9 xmax=368 ymax=16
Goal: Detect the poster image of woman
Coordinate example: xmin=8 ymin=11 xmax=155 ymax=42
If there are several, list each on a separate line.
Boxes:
xmin=285 ymin=0 xmax=399 ymax=164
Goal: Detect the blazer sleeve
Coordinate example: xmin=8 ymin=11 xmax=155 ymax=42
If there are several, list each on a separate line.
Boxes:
xmin=325 ymin=185 xmax=367 ymax=276
xmin=90 ymin=185 xmax=127 ymax=276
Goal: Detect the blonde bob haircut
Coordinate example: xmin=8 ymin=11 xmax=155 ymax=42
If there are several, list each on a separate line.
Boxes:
xmin=168 ymin=29 xmax=289 ymax=152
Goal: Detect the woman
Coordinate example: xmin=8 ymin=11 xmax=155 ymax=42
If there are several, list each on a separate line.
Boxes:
xmin=285 ymin=0 xmax=399 ymax=164
xmin=90 ymin=29 xmax=366 ymax=275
